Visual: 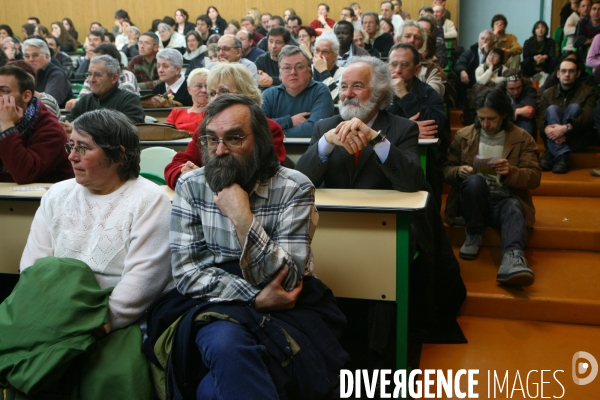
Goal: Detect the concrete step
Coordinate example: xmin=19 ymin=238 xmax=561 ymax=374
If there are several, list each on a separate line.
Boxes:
xmin=532 ymin=168 xmax=600 ymax=197
xmin=443 ymin=195 xmax=600 ymax=252
xmin=420 ymin=316 xmax=600 ymax=399
xmin=455 ymin=247 xmax=600 ymax=325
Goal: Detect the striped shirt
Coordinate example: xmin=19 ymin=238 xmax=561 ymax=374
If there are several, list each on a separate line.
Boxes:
xmin=127 ymin=55 xmax=159 ymax=90
xmin=170 ymin=166 xmax=318 ymax=303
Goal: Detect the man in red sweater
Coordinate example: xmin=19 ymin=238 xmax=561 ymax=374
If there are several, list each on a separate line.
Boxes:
xmin=0 ymin=65 xmax=72 ymax=184
xmin=310 ymin=3 xmax=336 ymax=29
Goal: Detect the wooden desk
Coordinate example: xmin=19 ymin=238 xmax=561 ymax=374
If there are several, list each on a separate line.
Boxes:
xmin=0 ymin=183 xmax=50 ymax=275
xmin=140 ymin=137 xmax=192 ymax=150
xmin=164 ymin=186 xmax=428 ymax=369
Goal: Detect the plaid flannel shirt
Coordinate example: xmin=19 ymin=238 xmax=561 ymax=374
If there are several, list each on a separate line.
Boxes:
xmin=127 ymin=55 xmax=159 ymax=90
xmin=170 ymin=166 xmax=318 ymax=303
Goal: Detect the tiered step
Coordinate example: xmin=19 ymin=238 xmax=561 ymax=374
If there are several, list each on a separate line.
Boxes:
xmin=420 ymin=316 xmax=600 ymax=399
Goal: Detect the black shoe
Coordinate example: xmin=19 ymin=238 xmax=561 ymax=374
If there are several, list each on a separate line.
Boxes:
xmin=540 ymin=152 xmax=554 ymax=171
xmin=552 ymin=154 xmax=569 ymax=174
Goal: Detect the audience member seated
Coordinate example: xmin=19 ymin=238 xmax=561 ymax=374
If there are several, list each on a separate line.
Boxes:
xmin=237 ymin=30 xmax=264 ymax=62
xmin=585 ymin=33 xmax=600 ymax=82
xmin=398 ymin=21 xmax=445 ymax=97
xmin=74 ymin=30 xmax=104 ymax=79
xmin=455 ymin=30 xmax=494 ymax=107
xmin=66 ymin=55 xmax=144 ymax=124
xmin=257 ymin=16 xmax=299 ymax=52
xmin=7 ymin=60 xmax=61 ymax=117
xmin=285 ymin=15 xmax=302 ymax=39
xmin=474 ymin=48 xmax=507 ymax=92
xmin=4 ymin=109 xmax=172 ymax=398
xmin=537 ymin=56 xmax=596 ymax=174
xmin=262 ymin=45 xmax=334 ymax=138
xmin=521 ymin=21 xmax=556 ymax=79
xmin=183 ymin=31 xmax=207 ymax=76
xmin=354 ymin=29 xmax=381 ymax=58
xmin=255 ymin=27 xmax=290 ymax=87
xmin=127 ymin=32 xmax=160 ymax=90
xmin=146 ymin=94 xmax=348 ymax=400
xmin=379 ymin=18 xmax=396 ymax=41
xmin=380 ymin=1 xmax=403 ymax=37
xmin=310 ymin=3 xmax=336 ymax=30
xmin=433 ymin=4 xmax=457 ymax=39
xmin=540 ymin=51 xmax=596 ymax=92
xmin=165 ymin=68 xmax=209 ymax=132
xmin=335 ymin=21 xmax=369 ymax=68
xmin=574 ymin=0 xmax=600 ymax=60
xmin=195 ymin=14 xmax=212 ymax=44
xmin=498 ymin=69 xmax=538 ymax=139
xmin=393 ymin=0 xmax=411 ymax=21
xmin=0 ymin=65 xmax=72 ymax=183
xmin=50 ymin=21 xmax=77 ymax=53
xmin=64 ymin=18 xmax=80 ymax=41
xmin=164 ymin=63 xmax=286 ymax=189
xmin=417 ymin=14 xmax=448 ymax=68
xmin=240 ymin=16 xmax=264 ymax=45
xmin=443 ymin=88 xmax=540 ymax=287
xmin=66 ymin=43 xmax=139 ymax=111
xmin=157 ymin=23 xmax=185 ymax=54
xmin=297 ymin=25 xmax=317 ymax=59
xmin=564 ymin=0 xmax=589 ymax=52
xmin=207 ymin=6 xmax=228 ymax=36
xmin=152 ymin=48 xmax=192 ymax=106
xmin=206 ymin=35 xmax=258 ymax=84
xmin=491 ymin=14 xmax=523 ymax=69
xmin=341 ymin=6 xmax=363 ymax=33
xmin=256 ymin=11 xmax=271 ymax=36
xmin=175 ymin=8 xmax=195 ymax=35
xmin=45 ymin=35 xmax=73 ymax=78
xmin=22 ymin=38 xmax=72 ymax=108
xmin=121 ymin=25 xmax=140 ymax=58
xmin=1 ymin=39 xmax=18 ymax=61
xmin=313 ymin=32 xmax=344 ymax=102
xmin=362 ymin=12 xmax=394 ymax=58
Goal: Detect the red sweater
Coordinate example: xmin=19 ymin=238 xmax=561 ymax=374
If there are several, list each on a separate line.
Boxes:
xmin=164 ymin=118 xmax=287 ymax=189
xmin=310 ymin=18 xmax=336 ymax=29
xmin=0 ymin=102 xmax=73 ymax=184
xmin=166 ymin=108 xmax=204 ymax=133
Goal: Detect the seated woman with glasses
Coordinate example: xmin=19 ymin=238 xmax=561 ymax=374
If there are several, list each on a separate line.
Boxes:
xmin=165 ymin=68 xmax=209 ymax=132
xmin=7 ymin=109 xmax=172 ymax=397
xmin=164 ymin=63 xmax=287 ymax=189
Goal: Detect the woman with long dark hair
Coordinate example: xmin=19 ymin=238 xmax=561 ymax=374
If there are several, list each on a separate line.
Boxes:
xmin=62 ymin=18 xmax=78 ymax=41
xmin=207 ymin=6 xmax=228 ymax=36
xmin=521 ymin=20 xmax=556 ymax=77
xmin=50 ymin=21 xmax=77 ymax=52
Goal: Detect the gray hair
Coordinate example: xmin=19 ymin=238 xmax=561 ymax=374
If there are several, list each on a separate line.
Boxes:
xmin=157 ymin=48 xmax=183 ymax=68
xmin=345 ymin=56 xmax=393 ymax=109
xmin=126 ymin=26 xmax=140 ymax=36
xmin=400 ymin=20 xmax=427 ymax=43
xmin=277 ymin=45 xmax=311 ymax=66
xmin=315 ymin=31 xmax=339 ymax=54
xmin=187 ymin=67 xmax=209 ymax=86
xmin=480 ymin=29 xmax=494 ymax=40
xmin=90 ymin=54 xmax=121 ymax=76
xmin=23 ymin=38 xmax=50 ymax=56
xmin=361 ymin=12 xmax=379 ymax=25
xmin=157 ymin=23 xmax=172 ymax=33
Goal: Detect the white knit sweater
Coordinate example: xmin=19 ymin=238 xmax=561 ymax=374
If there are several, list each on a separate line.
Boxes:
xmin=20 ymin=177 xmax=173 ymax=330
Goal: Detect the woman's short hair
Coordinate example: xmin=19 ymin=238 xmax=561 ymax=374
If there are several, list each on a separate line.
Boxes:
xmin=473 ymin=88 xmax=515 ymax=131
xmin=72 ymin=109 xmax=140 ymax=181
xmin=207 ymin=63 xmax=262 ymax=106
xmin=489 ymin=47 xmax=505 ymax=65
xmin=126 ymin=26 xmax=140 ymax=36
xmin=157 ymin=23 xmax=173 ymax=33
xmin=187 ymin=67 xmax=209 ymax=86
xmin=185 ymin=30 xmax=203 ymax=51
xmin=157 ymin=48 xmax=183 ymax=68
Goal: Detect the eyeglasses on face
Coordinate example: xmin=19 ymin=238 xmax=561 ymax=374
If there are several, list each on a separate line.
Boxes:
xmin=216 ymin=46 xmax=240 ymax=52
xmin=208 ymin=88 xmax=231 ymax=98
xmin=64 ymin=143 xmax=92 ymax=156
xmin=280 ymin=64 xmax=308 ymax=73
xmin=199 ymin=134 xmax=253 ymax=149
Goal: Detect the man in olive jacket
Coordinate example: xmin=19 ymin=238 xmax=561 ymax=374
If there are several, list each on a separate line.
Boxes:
xmin=443 ymin=88 xmax=541 ymax=287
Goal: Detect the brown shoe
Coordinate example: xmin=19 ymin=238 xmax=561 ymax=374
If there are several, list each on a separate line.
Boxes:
xmin=591 ymin=168 xmax=600 ymax=177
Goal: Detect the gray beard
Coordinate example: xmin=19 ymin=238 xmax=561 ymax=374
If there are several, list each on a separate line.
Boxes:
xmin=339 ymin=94 xmax=379 ymax=121
xmin=203 ymin=148 xmax=260 ymax=193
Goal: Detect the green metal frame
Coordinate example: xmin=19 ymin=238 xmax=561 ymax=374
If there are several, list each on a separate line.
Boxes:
xmin=395 ymin=213 xmax=411 ymax=371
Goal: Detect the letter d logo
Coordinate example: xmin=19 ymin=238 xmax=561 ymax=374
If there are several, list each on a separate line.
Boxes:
xmin=572 ymin=351 xmax=598 ymax=385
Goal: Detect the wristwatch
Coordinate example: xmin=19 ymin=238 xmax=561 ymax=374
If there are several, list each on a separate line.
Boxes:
xmin=565 ymin=124 xmax=572 ymax=132
xmin=369 ymin=130 xmax=387 ymax=148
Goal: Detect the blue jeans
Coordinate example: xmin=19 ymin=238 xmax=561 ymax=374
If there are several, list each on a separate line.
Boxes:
xmin=544 ymin=104 xmax=590 ymax=157
xmin=194 ymin=321 xmax=279 ymax=400
xmin=459 ymin=175 xmax=527 ymax=254
xmin=515 ymin=118 xmax=536 ymax=141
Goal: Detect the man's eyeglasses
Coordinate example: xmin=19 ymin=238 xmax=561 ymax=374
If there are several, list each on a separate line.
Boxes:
xmin=64 ymin=143 xmax=91 ymax=157
xmin=339 ymin=84 xmax=371 ymax=94
xmin=208 ymin=88 xmax=231 ymax=98
xmin=280 ymin=64 xmax=308 ymax=74
xmin=216 ymin=46 xmax=240 ymax=52
xmin=199 ymin=134 xmax=253 ymax=149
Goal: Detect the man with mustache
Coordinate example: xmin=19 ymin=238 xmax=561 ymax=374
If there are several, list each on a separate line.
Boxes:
xmin=154 ymin=94 xmax=349 ymax=399
xmin=296 ymin=56 xmax=466 ymax=368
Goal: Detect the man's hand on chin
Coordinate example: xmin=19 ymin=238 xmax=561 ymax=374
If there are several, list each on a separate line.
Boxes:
xmin=254 ymin=266 xmax=303 ymax=311
xmin=214 ymin=184 xmax=254 ymax=244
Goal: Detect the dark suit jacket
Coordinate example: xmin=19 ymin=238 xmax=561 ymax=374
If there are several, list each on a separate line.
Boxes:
xmin=153 ymin=80 xmax=193 ymax=106
xmin=295 ymin=110 xmax=424 ymax=192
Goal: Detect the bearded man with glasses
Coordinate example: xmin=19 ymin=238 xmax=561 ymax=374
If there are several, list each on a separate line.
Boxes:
xmin=261 ymin=45 xmax=334 ymax=138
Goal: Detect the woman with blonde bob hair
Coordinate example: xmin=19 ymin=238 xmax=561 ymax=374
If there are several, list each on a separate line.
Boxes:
xmin=164 ymin=63 xmax=287 ymax=188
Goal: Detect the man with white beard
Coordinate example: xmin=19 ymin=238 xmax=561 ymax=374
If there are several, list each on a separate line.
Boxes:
xmin=296 ymin=56 xmax=423 ymax=192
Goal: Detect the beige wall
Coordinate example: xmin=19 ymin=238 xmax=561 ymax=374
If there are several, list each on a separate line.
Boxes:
xmin=3 ymin=0 xmax=457 ymax=40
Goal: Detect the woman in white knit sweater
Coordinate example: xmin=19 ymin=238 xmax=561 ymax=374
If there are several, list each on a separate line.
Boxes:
xmin=475 ymin=47 xmax=508 ymax=85
xmin=20 ymin=109 xmax=173 ymax=336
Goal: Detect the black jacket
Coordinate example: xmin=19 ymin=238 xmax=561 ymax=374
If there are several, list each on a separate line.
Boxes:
xmin=454 ymin=42 xmax=481 ymax=86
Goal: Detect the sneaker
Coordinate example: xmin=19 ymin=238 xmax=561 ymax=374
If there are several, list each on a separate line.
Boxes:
xmin=539 ymin=151 xmax=554 ymax=171
xmin=552 ymin=154 xmax=569 ymax=174
xmin=496 ymin=250 xmax=535 ymax=287
xmin=459 ymin=233 xmax=482 ymax=260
